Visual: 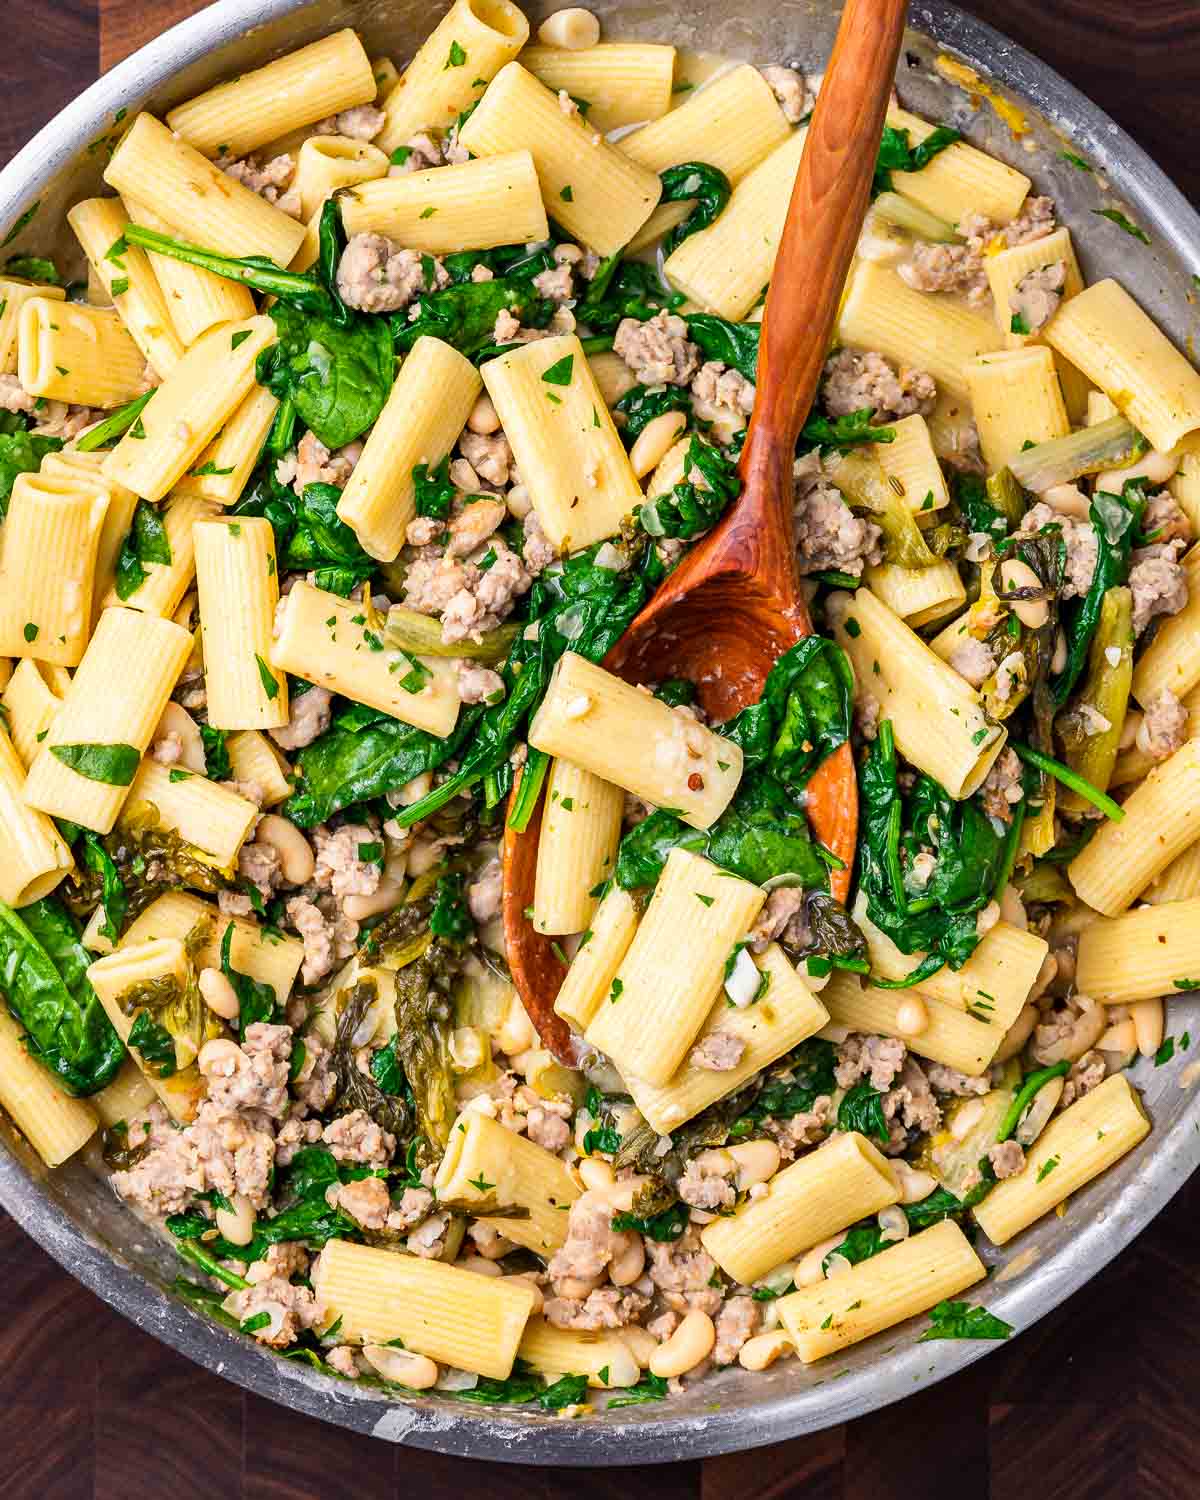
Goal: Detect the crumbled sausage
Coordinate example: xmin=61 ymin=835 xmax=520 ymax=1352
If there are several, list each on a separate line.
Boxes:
xmin=548 ymin=1196 xmax=622 ymax=1284
xmin=336 ymin=232 xmax=449 ymax=313
xmin=794 ymin=462 xmax=884 ymax=579
xmin=613 ymin=311 xmax=701 ymax=386
xmin=1129 ymin=539 xmax=1189 ymax=635
xmin=821 ymin=348 xmax=936 ymax=421
xmin=1009 ymin=260 xmax=1066 ymax=334
xmin=225 ymin=1275 xmax=323 ymax=1347
xmin=1059 ymin=1048 xmax=1106 ymax=1108
xmin=949 ymin=636 xmax=997 ymax=689
xmin=762 ymin=1095 xmax=832 ymax=1160
xmin=312 ymin=822 xmax=382 ymax=901
xmin=759 ymin=64 xmax=809 ymax=123
xmin=899 ymin=239 xmax=990 ymax=308
xmin=201 ymin=1023 xmax=293 ymax=1120
xmin=677 ymin=1157 xmax=737 ymax=1211
xmin=544 ymin=1287 xmax=650 ymax=1330
xmin=447 ymin=496 xmax=507 ymax=558
xmin=980 ymin=747 xmax=1025 ymax=824
xmin=455 ymin=660 xmax=505 ymax=705
xmin=835 ymin=1034 xmax=907 ymax=1091
xmin=1136 ymin=688 xmax=1189 ymax=761
xmin=691 ymin=360 xmax=756 ymax=420
xmin=522 ymin=510 xmax=557 ymax=575
xmin=1016 ymin=502 xmax=1098 ymax=598
xmin=689 ymin=1030 xmax=747 ymax=1072
xmin=328 ymin=1175 xmax=391 ymax=1229
xmin=1142 ymin=490 xmax=1193 ymax=545
xmin=221 ymin=153 xmax=301 ymax=217
xmin=880 ymin=1057 xmax=941 ymax=1151
xmin=987 ymin=1139 xmax=1026 ymax=1179
xmin=925 ymin=1062 xmax=990 ymax=1097
xmin=322 ymin=1108 xmax=395 ymax=1166
xmin=748 ymin=888 xmax=806 ymax=953
xmin=458 ymin=430 xmax=513 ymax=488
xmin=270 ymin=684 xmax=332 ymax=751
xmin=286 ymin=894 xmax=354 ymax=984
xmin=0 ymin=373 xmax=35 ymax=414
xmin=293 ymin=429 xmax=362 ymax=492
xmin=525 ymin=1102 xmax=572 ymax=1152
xmin=713 ymin=1295 xmax=760 ymax=1365
xmin=532 ymin=262 xmax=575 ymax=303
xmin=312 ymin=104 xmax=386 ymax=140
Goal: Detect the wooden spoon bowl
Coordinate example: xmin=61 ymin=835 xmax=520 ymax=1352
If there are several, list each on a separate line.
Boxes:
xmin=503 ymin=0 xmax=909 ymax=1061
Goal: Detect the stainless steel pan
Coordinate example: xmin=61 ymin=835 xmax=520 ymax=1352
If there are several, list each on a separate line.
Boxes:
xmin=1 ymin=0 xmax=1198 ymax=1464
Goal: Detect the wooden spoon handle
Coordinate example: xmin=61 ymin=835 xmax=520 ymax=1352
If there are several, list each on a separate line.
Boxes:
xmin=738 ymin=0 xmax=909 ymax=545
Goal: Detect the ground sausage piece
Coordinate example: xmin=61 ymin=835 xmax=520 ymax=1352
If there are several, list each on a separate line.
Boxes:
xmin=1060 ymin=1049 xmax=1106 ymax=1109
xmin=645 ymin=1229 xmax=719 ymax=1304
xmin=835 ymin=1034 xmax=907 ymax=1091
xmin=763 ymin=1096 xmax=832 ymax=1161
xmin=525 ymin=1102 xmax=572 ymax=1152
xmin=821 ymin=348 xmax=936 ymax=422
xmin=689 ymin=1030 xmax=747 ymax=1072
xmin=758 ymin=64 xmax=809 ymax=123
xmin=949 ymin=636 xmax=997 ymax=689
xmin=1009 ymin=260 xmax=1066 ymax=334
xmin=713 ymin=1296 xmax=760 ymax=1366
xmin=1016 ymin=502 xmax=1098 ymax=599
xmin=447 ymin=496 xmax=507 ymax=558
xmin=326 ymin=1345 xmax=361 ymax=1378
xmin=925 ymin=1062 xmax=990 ymax=1097
xmin=980 ymin=747 xmax=1025 ymax=824
xmin=439 ymin=541 xmax=532 ymax=645
xmin=238 ymin=838 xmax=283 ymax=902
xmin=293 ymin=430 xmax=362 ymax=492
xmin=329 ymin=1175 xmax=391 ymax=1229
xmin=613 ymin=311 xmax=701 ymax=386
xmin=677 ymin=1158 xmax=737 ymax=1211
xmin=221 ymin=153 xmax=300 ymax=216
xmin=313 ymin=104 xmax=386 ymax=140
xmin=1129 ymin=540 xmax=1189 ymax=634
xmin=548 ymin=1197 xmax=622 ymax=1284
xmin=225 ymin=1276 xmax=323 ymax=1348
xmin=455 ymin=660 xmax=505 ymax=705
xmin=312 ymin=823 xmax=382 ymax=901
xmin=997 ymin=195 xmax=1057 ymax=247
xmin=322 ymin=1109 xmax=395 ymax=1166
xmin=543 ymin=1287 xmax=650 ymax=1331
xmin=748 ymin=888 xmax=806 ymax=952
xmin=900 ymin=239 xmax=990 ymax=308
xmin=987 ymin=1139 xmax=1026 ymax=1180
xmin=270 ymin=684 xmax=332 ymax=750
xmin=691 ymin=360 xmax=756 ymax=421
xmin=881 ymin=1057 xmax=941 ymax=1151
xmin=458 ymin=430 xmax=513 ymax=488
xmin=201 ymin=1023 xmax=293 ymax=1120
xmin=246 ymin=1242 xmax=310 ymax=1285
xmin=286 ymin=895 xmax=341 ymax=984
xmin=532 ymin=262 xmax=574 ymax=303
xmin=793 ymin=459 xmax=884 ymax=578
xmin=1137 ymin=688 xmax=1189 ymax=761
xmin=0 ymin=373 xmax=35 ymax=414
xmin=522 ymin=511 xmax=557 ymax=575
xmin=336 ymin=232 xmax=448 ymax=313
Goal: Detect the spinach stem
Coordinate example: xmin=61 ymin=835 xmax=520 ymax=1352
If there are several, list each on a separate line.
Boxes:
xmin=507 ymin=749 xmax=550 ymax=833
xmin=1011 ymin=743 xmax=1124 ymax=822
xmin=178 ymin=1238 xmax=250 ymax=1290
xmin=995 ymin=1061 xmax=1070 ymax=1143
xmin=75 ymin=390 xmax=153 ymax=451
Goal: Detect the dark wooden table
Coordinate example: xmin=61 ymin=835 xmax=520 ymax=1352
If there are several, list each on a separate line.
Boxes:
xmin=3 ymin=3 xmax=1199 ymax=1495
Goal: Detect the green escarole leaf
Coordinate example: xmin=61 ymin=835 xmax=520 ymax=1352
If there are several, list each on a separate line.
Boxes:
xmin=80 ymin=833 xmax=127 ymax=944
xmin=50 ymin=742 xmax=141 ymax=786
xmin=0 ymin=898 xmax=124 ymax=1095
xmin=114 ymin=498 xmax=172 ymax=600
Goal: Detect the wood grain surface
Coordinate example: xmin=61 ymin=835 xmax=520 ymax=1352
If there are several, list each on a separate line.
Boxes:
xmin=2 ymin=3 xmax=1199 ymax=1496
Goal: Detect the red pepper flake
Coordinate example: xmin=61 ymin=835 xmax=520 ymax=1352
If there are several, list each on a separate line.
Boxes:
xmin=687 ymin=772 xmax=705 ymax=791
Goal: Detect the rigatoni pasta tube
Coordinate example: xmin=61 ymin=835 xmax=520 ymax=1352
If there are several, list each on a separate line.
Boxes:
xmin=0 ymin=472 xmax=109 ymax=667
xmin=1076 ymin=898 xmax=1200 ymax=1002
xmin=0 ymin=727 xmax=73 ymax=907
xmin=124 ymin=759 xmax=259 ymax=871
xmin=821 ymin=970 xmax=1002 ymax=1077
xmin=777 ymin=1219 xmax=986 ymax=1363
xmin=123 ymin=198 xmax=255 ymax=345
xmin=293 ymin=135 xmax=389 ymax=222
xmin=0 ymin=277 xmax=64 ymax=372
xmin=90 ymin=1056 xmax=157 ymax=1128
xmin=1069 ymin=739 xmax=1200 ymax=914
xmin=312 ymin=1240 xmax=536 ymax=1377
xmin=17 ymin=297 xmax=147 ymax=409
xmin=67 ymin=196 xmax=183 ymax=380
xmin=528 ymin=652 xmax=743 ymax=829
xmin=517 ymin=1319 xmax=638 ymax=1388
xmin=23 ymin=608 xmax=192 ymax=834
xmin=627 ymin=944 xmax=829 ymax=1135
xmin=1045 ymin=279 xmax=1200 ymax=453
xmin=517 ymin=43 xmax=675 ymax=131
xmin=701 ymin=1132 xmax=900 ymax=1285
xmin=337 ymin=335 xmax=480 ymax=561
xmin=271 ymin=581 xmax=460 ymax=737
xmin=865 ymin=413 xmax=950 ymax=514
xmin=193 ymin=518 xmax=286 ymax=729
xmin=376 ymin=0 xmax=530 ymax=154
xmin=166 ymin=30 xmax=376 ymax=158
xmin=102 ymin=492 xmax=222 ymax=617
xmin=887 ymin=105 xmax=1031 ymax=225
xmin=974 ymin=1074 xmax=1149 ymax=1245
xmin=480 ymin=335 xmax=642 ymax=550
xmin=532 ymin=759 xmax=623 ymax=935
xmin=122 ymin=890 xmax=303 ymax=1005
xmin=836 ymin=261 xmax=1005 ymax=404
xmin=985 ymin=225 xmax=1086 ymax=333
xmin=86 ymin=940 xmax=207 ymax=1122
xmin=105 ymin=115 xmax=306 ymax=268
xmin=433 ymin=1110 xmax=580 ymax=1254
xmin=663 ymin=127 xmax=806 ymax=322
xmin=1147 ymin=839 xmax=1200 ymax=905
xmin=339 ymin=152 xmax=548 ymax=252
xmin=620 ymin=62 xmax=789 ymax=178
xmin=226 ymin=730 xmax=292 ymax=808
xmin=829 ymin=590 xmax=1006 ymax=798
xmin=964 ymin=347 xmax=1070 ymax=472
xmin=0 ymin=1002 xmax=96 ymax=1166
xmin=584 ymin=849 xmax=764 ymax=1086
xmin=40 ymin=450 xmax=139 ymax=625
xmin=173 ymin=386 xmax=279 ymax=508
xmin=865 ymin=561 xmax=966 ymax=629
xmin=102 ymin=316 xmax=276 ymax=503
xmin=1130 ymin=544 xmax=1200 ymax=706
xmin=458 ymin=63 xmax=661 ymax=258
xmin=552 ymin=885 xmax=639 ymax=1031
xmin=1 ymin=659 xmax=66 ymax=768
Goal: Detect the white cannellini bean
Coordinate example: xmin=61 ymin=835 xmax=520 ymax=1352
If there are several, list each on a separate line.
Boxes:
xmin=1015 ymin=1075 xmax=1064 ymax=1147
xmin=456 ymin=1254 xmax=504 ymax=1277
xmin=891 ymin=1160 xmax=938 ymax=1205
xmin=537 ymin=6 xmax=601 ymax=47
xmin=155 ymin=702 xmax=207 ymax=772
xmin=992 ymin=1002 xmax=1038 ymax=1065
xmin=999 ymin=558 xmax=1050 ymax=629
xmin=343 ymin=867 xmax=406 ymax=922
xmin=1042 ymin=482 xmax=1092 ymax=520
xmin=609 ymin=1231 xmax=646 ymax=1286
xmin=556 ymin=1272 xmax=605 ymax=1299
xmin=361 ymin=1345 xmax=440 ymax=1389
xmin=629 ymin=410 xmax=688 ymax=478
xmin=1099 ymin=1017 xmax=1137 ymax=1052
xmin=577 ymin=1157 xmax=615 ymax=1192
xmin=876 ymin=1203 xmax=910 ymax=1245
xmin=254 ymin=813 xmax=316 ymax=885
xmin=727 ymin=1138 xmax=780 ymax=1191
xmin=649 ymin=1310 xmax=716 ymax=1378
xmin=466 ymin=393 xmax=501 ymax=434
xmin=1095 ymin=448 xmax=1180 ymax=495
xmin=598 ymin=1345 xmax=641 ymax=1389
xmin=495 ymin=994 xmax=536 ymax=1056
xmin=794 ymin=1233 xmax=846 ymax=1287
xmin=894 ymin=995 xmax=929 ymax=1037
xmin=1130 ymin=996 xmax=1165 ymax=1057
xmin=215 ymin=1193 xmax=256 ymax=1246
xmin=619 ymin=1325 xmax=658 ymax=1369
xmin=197 ymin=1037 xmax=243 ymax=1073
xmin=198 ymin=966 xmax=240 ymax=1022
xmin=580 ymin=1175 xmax=651 ymax=1215
xmin=739 ymin=1329 xmax=794 ymax=1371
xmin=505 ymin=483 xmax=533 ymax=519
xmin=950 ymin=1097 xmax=986 ymax=1140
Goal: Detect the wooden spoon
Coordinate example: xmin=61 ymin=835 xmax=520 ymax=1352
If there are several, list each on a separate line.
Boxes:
xmin=503 ymin=0 xmax=909 ymax=1063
